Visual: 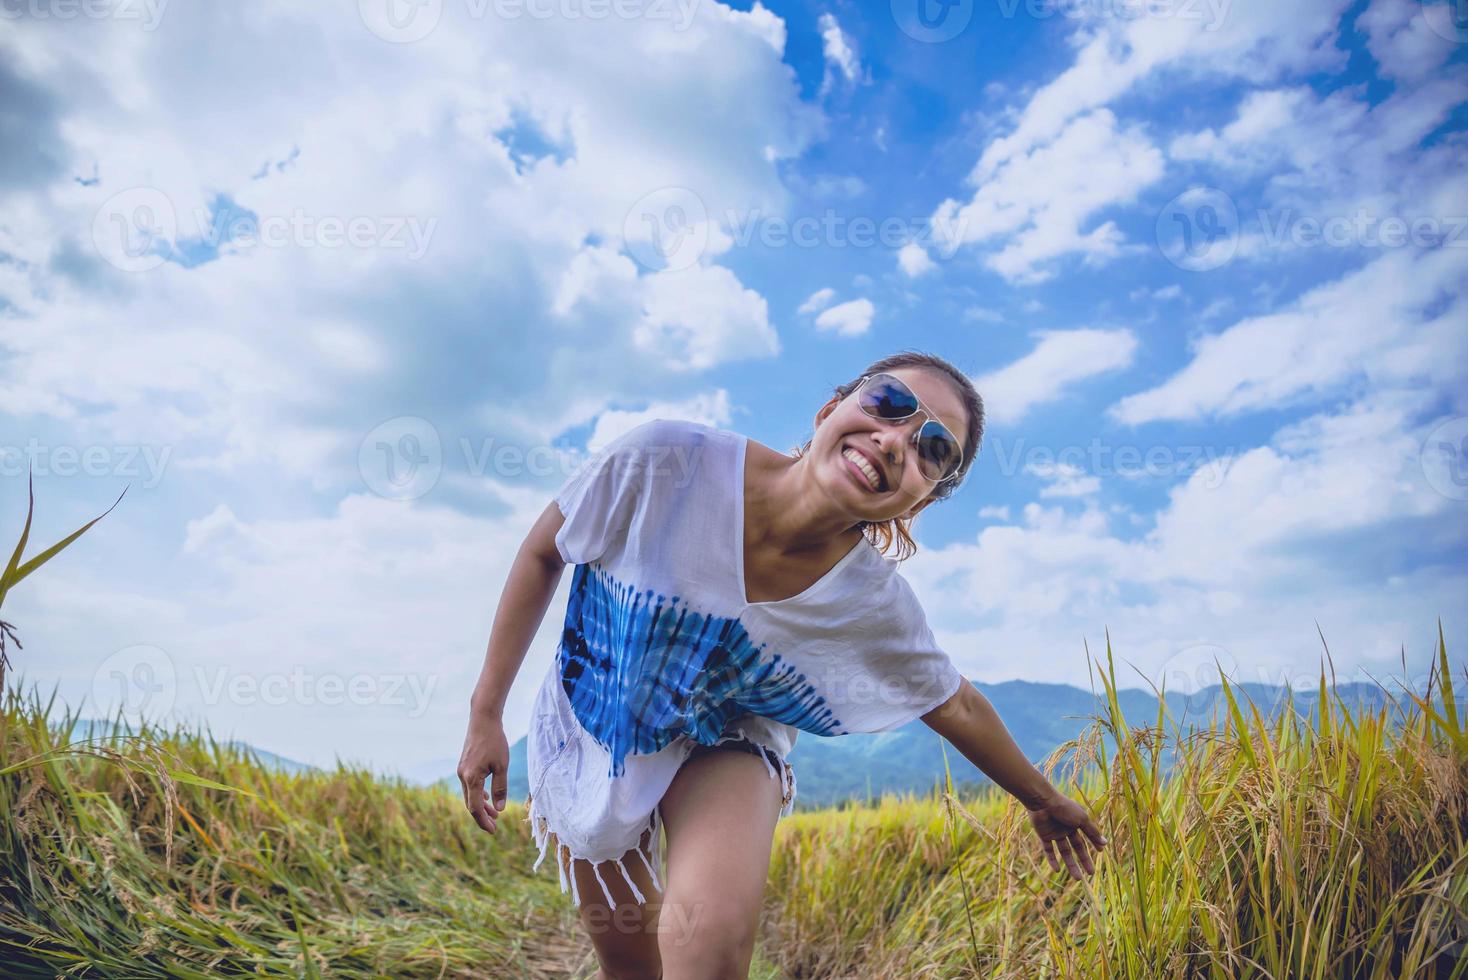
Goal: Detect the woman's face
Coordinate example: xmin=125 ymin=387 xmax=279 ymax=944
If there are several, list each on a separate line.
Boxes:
xmin=811 ymin=366 xmax=969 ymax=523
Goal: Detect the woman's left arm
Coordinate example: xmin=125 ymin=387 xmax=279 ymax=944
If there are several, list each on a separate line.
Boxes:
xmin=922 ymin=680 xmax=1108 ymax=880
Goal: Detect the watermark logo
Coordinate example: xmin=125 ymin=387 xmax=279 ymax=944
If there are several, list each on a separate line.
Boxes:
xmin=1420 ymin=0 xmax=1468 ymax=43
xmin=1257 ymin=209 xmax=1467 ymax=250
xmin=989 ymin=435 xmax=1237 ymax=488
xmin=359 ymin=0 xmax=443 ymax=42
xmin=92 ymin=187 xmax=177 ymax=273
xmin=0 ymin=439 xmax=171 ymax=488
xmin=1421 ymin=416 xmax=1468 ymax=501
xmin=91 ymin=187 xmax=439 ymax=272
xmin=356 ymin=420 xmax=708 ymax=501
xmin=92 ymin=644 xmax=177 ymax=723
xmin=194 ymin=665 xmax=440 ymax=718
xmin=621 ymin=187 xmax=970 ymax=272
xmin=360 ymin=0 xmax=701 ymax=42
xmin=1156 ymin=187 xmax=1239 ymax=272
xmin=623 ymin=187 xmax=709 ymax=272
xmin=892 ymin=0 xmax=973 ymax=42
xmin=0 ymin=0 xmax=169 ymax=30
xmin=359 ymin=416 xmax=444 ymax=501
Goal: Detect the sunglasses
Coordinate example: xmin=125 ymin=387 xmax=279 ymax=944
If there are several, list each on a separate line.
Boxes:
xmin=850 ymin=372 xmax=965 ymax=485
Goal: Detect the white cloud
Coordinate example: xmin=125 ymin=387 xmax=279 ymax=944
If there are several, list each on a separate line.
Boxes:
xmin=0 ymin=0 xmax=826 ymax=773
xmin=1357 ymin=0 xmax=1459 ymax=80
xmin=585 ymin=390 xmax=734 ymax=451
xmin=963 ymin=306 xmax=1005 ymax=324
xmin=931 ymin=110 xmax=1165 ymax=282
xmin=1027 ymin=460 xmax=1103 ymax=498
xmin=797 ymin=286 xmax=836 ymax=314
xmin=975 ymin=328 xmax=1138 ymax=425
xmin=817 ymin=12 xmax=862 ymax=95
xmin=813 ymin=297 xmax=874 ymax=337
xmin=635 ymin=265 xmax=780 ymax=371
xmin=968 ymin=0 xmax=1354 ymax=185
xmin=927 ymin=0 xmax=1361 ymax=280
xmin=907 ymin=389 xmax=1463 ymax=693
xmin=897 ymin=242 xmax=936 ymax=277
xmin=1111 ymin=247 xmax=1468 ymax=425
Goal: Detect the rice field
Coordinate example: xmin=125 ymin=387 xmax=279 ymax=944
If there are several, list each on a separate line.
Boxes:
xmin=1 ymin=625 xmax=1464 ymax=978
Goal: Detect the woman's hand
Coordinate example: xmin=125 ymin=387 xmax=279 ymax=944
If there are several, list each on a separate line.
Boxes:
xmin=1024 ymin=789 xmax=1108 ymax=881
xmin=458 ymin=709 xmax=511 ymax=836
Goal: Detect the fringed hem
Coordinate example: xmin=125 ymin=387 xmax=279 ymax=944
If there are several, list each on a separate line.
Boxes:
xmin=525 ymin=790 xmax=664 ymax=910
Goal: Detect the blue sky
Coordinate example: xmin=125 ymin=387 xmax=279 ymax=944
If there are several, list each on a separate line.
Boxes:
xmin=0 ymin=0 xmax=1464 ymax=780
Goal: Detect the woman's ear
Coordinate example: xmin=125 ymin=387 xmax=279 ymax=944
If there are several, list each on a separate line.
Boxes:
xmin=812 ymin=396 xmax=839 ymax=431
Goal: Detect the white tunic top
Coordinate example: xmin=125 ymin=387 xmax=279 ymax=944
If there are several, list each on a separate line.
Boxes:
xmin=523 ymin=418 xmax=965 ymax=907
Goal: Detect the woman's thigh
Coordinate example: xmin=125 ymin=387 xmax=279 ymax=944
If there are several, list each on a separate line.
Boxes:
xmin=568 ymin=825 xmax=663 ymax=980
xmin=656 ymin=745 xmax=784 ymax=978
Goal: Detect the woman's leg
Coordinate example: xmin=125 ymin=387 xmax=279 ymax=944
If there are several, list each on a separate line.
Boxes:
xmin=567 ymin=825 xmax=664 ymax=980
xmin=656 ymin=746 xmax=784 ymax=980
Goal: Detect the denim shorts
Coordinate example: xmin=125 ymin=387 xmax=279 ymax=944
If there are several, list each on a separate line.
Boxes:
xmin=684 ymin=734 xmax=796 ymax=813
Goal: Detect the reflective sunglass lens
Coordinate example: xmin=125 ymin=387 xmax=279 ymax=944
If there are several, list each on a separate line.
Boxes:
xmin=918 ymin=422 xmax=960 ymax=481
xmin=859 ymin=375 xmax=919 ymax=419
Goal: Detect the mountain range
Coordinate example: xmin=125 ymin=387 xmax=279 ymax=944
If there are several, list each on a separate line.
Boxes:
xmin=67 ymin=678 xmax=1405 ymax=810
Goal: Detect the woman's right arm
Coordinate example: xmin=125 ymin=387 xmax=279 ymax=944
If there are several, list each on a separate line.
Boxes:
xmin=458 ymin=500 xmax=568 ymax=836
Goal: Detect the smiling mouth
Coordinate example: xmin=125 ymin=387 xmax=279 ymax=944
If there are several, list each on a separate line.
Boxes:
xmin=840 ymin=444 xmax=886 ymax=492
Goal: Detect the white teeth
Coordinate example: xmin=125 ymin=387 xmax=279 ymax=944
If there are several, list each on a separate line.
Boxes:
xmin=842 ymin=447 xmax=881 ymax=491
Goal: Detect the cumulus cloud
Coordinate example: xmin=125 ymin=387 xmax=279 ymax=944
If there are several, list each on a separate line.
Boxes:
xmin=817 ymin=12 xmax=863 ymax=96
xmin=797 ymin=286 xmax=836 ymax=314
xmin=975 ymin=328 xmax=1138 ymax=425
xmin=813 ymin=297 xmax=874 ymax=336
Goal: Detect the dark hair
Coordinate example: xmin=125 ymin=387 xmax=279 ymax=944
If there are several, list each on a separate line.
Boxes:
xmin=790 ymin=349 xmax=985 ymax=562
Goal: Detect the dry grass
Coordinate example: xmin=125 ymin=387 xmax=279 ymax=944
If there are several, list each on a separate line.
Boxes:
xmin=2 ymin=624 xmax=1463 ymax=977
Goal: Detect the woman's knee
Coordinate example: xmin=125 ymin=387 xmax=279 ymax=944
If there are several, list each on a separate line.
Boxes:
xmin=569 ymin=836 xmax=664 ymax=979
xmin=656 ymin=898 xmax=757 ymax=978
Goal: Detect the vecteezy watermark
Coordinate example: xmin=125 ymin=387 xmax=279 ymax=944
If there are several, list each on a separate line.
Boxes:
xmin=1420 ymin=415 xmax=1468 ymax=501
xmin=194 ymin=665 xmax=440 ymax=719
xmin=1147 ymin=644 xmax=1468 ymax=721
xmin=91 ymin=187 xmax=438 ymax=273
xmin=891 ymin=0 xmax=974 ymax=43
xmin=1419 ymin=0 xmax=1468 ymax=43
xmin=0 ymin=0 xmax=168 ymax=30
xmin=357 ymin=415 xmax=708 ymax=501
xmin=1 ymin=439 xmax=171 ymax=488
xmin=90 ymin=645 xmax=441 ymax=721
xmin=621 ymin=187 xmax=970 ymax=272
xmin=92 ymin=644 xmax=177 ymax=723
xmin=1158 ymin=186 xmax=1467 ymax=272
xmin=1156 ymin=187 xmax=1240 ymax=272
xmin=359 ymin=416 xmax=444 ymax=501
xmin=622 ymin=187 xmax=710 ymax=273
xmin=993 ymin=0 xmax=1229 ymax=29
xmin=579 ymin=898 xmax=705 ymax=944
xmin=1256 ymin=208 xmax=1468 ymax=251
xmin=892 ymin=0 xmax=1227 ymax=43
xmin=989 ymin=435 xmax=1237 ymax=488
xmin=357 ymin=0 xmax=700 ymax=43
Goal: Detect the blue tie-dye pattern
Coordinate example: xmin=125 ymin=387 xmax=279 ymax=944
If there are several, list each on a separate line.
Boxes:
xmin=558 ymin=562 xmax=841 ymax=777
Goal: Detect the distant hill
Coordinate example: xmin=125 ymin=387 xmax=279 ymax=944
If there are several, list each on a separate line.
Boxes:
xmin=65 ymin=677 xmax=1408 ymax=809
xmin=66 ymin=717 xmax=318 ymax=777
xmin=435 ymin=678 xmax=1403 ymax=809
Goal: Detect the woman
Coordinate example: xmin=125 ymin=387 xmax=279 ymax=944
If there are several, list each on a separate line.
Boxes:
xmin=459 ymin=349 xmax=1107 ymax=979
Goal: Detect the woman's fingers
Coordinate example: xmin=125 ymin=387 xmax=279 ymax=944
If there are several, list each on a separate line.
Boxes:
xmin=1054 ymin=835 xmax=1080 ymax=879
xmin=1070 ymin=831 xmax=1095 ymax=876
xmin=1041 ymin=838 xmax=1060 ymax=873
xmin=1081 ymin=811 xmax=1108 ymax=849
xmin=458 ymin=764 xmax=498 ymax=835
